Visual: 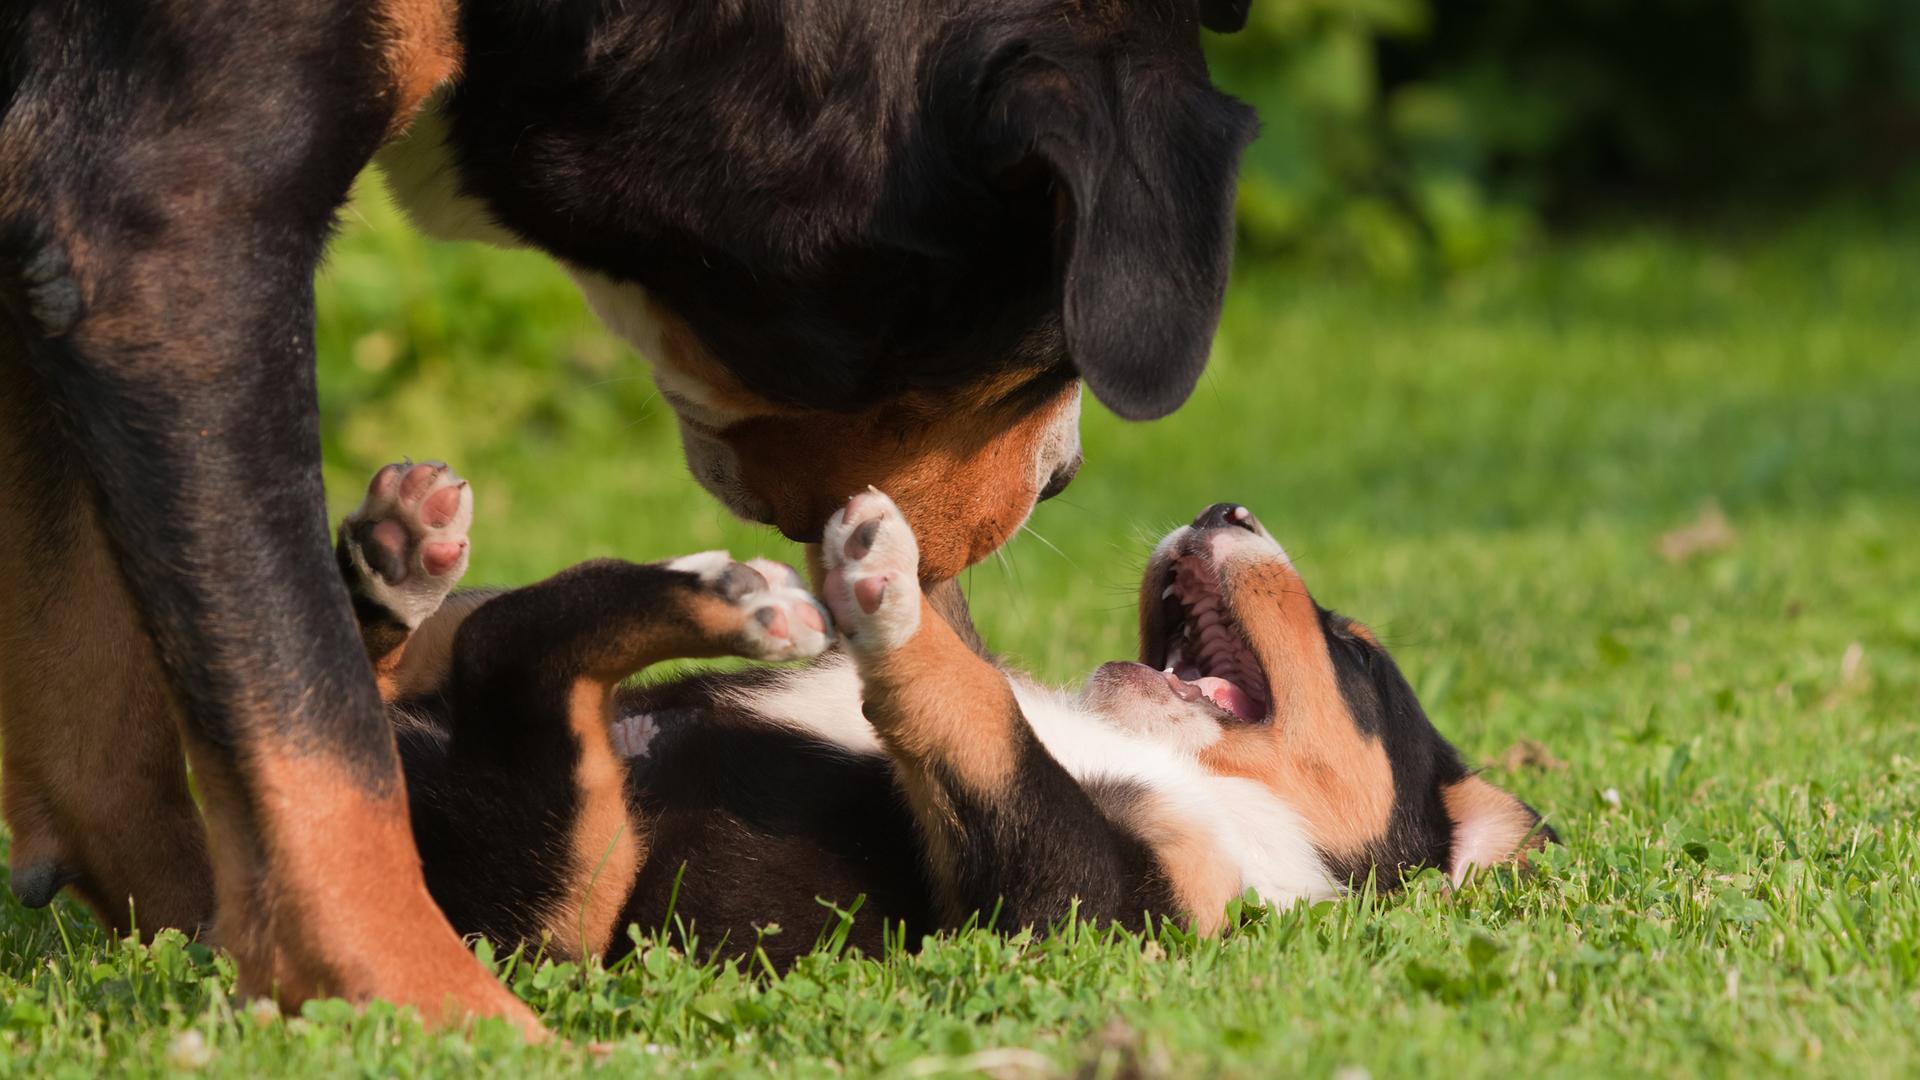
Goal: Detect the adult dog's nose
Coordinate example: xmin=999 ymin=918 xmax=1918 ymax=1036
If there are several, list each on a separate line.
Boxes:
xmin=1193 ymin=503 xmax=1260 ymax=532
xmin=1039 ymin=453 xmax=1082 ymax=502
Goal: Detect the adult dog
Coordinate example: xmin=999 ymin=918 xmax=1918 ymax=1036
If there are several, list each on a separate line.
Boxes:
xmin=0 ymin=0 xmax=1256 ymax=1028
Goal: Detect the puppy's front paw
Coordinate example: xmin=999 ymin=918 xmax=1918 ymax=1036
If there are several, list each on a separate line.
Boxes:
xmin=821 ymin=489 xmax=922 ymax=653
xmin=339 ymin=460 xmax=473 ymax=627
xmin=665 ymin=552 xmax=834 ymax=662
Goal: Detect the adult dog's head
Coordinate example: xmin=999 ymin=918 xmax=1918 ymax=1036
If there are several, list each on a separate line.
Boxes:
xmin=405 ymin=0 xmax=1259 ymax=578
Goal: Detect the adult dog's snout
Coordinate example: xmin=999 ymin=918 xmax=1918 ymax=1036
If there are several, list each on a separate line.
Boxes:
xmin=1039 ymin=453 xmax=1083 ymax=502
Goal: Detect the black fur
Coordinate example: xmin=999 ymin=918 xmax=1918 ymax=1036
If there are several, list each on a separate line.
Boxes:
xmin=2 ymin=0 xmax=406 ymax=785
xmin=936 ymin=727 xmax=1174 ymax=932
xmin=2 ymin=0 xmax=1256 ymax=964
xmin=1319 ymin=609 xmax=1554 ymax=886
xmin=384 ymin=603 xmax=1180 ymax=964
xmin=616 ymin=677 xmax=934 ymax=967
xmin=348 ymin=518 xmax=1554 ymax=966
xmin=443 ymin=0 xmax=1256 ymax=416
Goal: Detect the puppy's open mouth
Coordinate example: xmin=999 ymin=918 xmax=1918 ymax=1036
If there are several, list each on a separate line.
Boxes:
xmin=1143 ymin=549 xmax=1272 ymax=722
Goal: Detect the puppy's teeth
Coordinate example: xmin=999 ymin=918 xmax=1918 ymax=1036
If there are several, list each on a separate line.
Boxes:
xmin=1162 ymin=585 xmax=1178 ymax=600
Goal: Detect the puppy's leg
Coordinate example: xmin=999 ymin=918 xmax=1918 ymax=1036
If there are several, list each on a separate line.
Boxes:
xmin=335 ymin=460 xmax=484 ymax=701
xmin=414 ymin=554 xmax=831 ymax=957
xmin=821 ymin=491 xmax=1170 ymax=931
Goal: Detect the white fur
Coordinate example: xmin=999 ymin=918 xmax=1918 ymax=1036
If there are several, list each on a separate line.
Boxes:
xmin=821 ymin=491 xmax=922 ymax=652
xmin=609 ymin=713 xmax=662 ymax=760
xmin=727 ymin=657 xmax=1336 ymax=910
xmin=664 ymin=550 xmax=736 ymax=581
xmin=720 ymin=654 xmax=882 ymax=757
xmin=1032 ymin=386 xmax=1082 ymax=494
xmin=338 ymin=461 xmax=472 ymax=628
xmin=568 ymin=268 xmax=780 ymax=523
xmin=1011 ymin=680 xmax=1337 ymax=907
xmin=1449 ymin=819 xmax=1506 ymax=886
xmin=374 ymin=97 xmax=523 ymax=248
xmin=663 ymin=552 xmax=833 ymax=662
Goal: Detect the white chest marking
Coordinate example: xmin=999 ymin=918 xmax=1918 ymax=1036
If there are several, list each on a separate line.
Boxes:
xmin=1011 ymin=681 xmax=1338 ymax=908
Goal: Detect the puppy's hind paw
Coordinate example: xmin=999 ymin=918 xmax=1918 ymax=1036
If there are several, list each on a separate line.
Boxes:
xmin=664 ymin=552 xmax=835 ymax=663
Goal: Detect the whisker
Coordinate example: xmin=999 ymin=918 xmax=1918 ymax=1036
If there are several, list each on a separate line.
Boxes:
xmin=992 ymin=545 xmax=1021 ymax=592
xmin=1018 ymin=522 xmax=1080 ymax=571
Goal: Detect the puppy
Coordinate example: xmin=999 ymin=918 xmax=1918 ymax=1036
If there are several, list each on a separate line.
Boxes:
xmin=340 ymin=462 xmax=1553 ymax=965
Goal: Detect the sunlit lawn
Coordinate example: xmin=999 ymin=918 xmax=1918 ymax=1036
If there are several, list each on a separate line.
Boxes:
xmin=0 ymin=179 xmax=1915 ymax=1076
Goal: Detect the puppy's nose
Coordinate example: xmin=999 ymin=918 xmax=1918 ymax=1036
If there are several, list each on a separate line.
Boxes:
xmin=1194 ymin=503 xmax=1259 ymax=532
xmin=1039 ymin=453 xmax=1082 ymax=502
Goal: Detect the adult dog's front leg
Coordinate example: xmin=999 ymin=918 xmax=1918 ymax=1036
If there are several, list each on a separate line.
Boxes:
xmin=0 ymin=0 xmax=530 ymax=1029
xmin=0 ymin=360 xmax=212 ymax=934
xmin=821 ymin=492 xmax=1169 ymax=932
xmin=412 ymin=554 xmax=832 ymax=957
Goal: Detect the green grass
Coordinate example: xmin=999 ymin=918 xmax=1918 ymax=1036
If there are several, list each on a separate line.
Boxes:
xmin=2 ymin=178 xmax=1916 ymax=1076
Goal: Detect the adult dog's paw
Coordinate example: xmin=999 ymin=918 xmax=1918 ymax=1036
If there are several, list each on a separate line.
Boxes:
xmin=821 ymin=488 xmax=922 ymax=653
xmin=664 ymin=552 xmax=834 ymax=662
xmin=339 ymin=460 xmax=473 ymax=627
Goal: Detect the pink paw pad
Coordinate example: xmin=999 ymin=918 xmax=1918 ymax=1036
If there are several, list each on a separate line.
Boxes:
xmin=341 ymin=458 xmax=475 ymax=626
xmin=820 ymin=488 xmax=923 ymax=652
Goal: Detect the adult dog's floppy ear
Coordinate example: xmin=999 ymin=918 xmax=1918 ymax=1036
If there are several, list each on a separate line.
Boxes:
xmin=989 ymin=65 xmax=1256 ymax=421
xmin=1198 ymin=0 xmax=1252 ymax=34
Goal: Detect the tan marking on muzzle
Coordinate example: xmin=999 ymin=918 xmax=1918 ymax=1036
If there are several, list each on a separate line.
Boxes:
xmin=728 ymin=381 xmax=1076 ymax=579
xmin=1199 ymin=561 xmax=1396 ymax=867
xmin=640 ymin=301 xmax=1080 ymax=579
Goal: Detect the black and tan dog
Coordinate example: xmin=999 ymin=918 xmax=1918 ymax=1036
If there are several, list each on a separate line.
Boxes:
xmin=338 ymin=461 xmax=1553 ymax=967
xmin=1 ymin=0 xmax=1258 ymax=1021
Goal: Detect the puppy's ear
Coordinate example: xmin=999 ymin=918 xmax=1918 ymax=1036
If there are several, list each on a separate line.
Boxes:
xmin=1443 ymin=775 xmax=1556 ymax=884
xmin=988 ymin=66 xmax=1256 ymax=421
xmin=1198 ymin=0 xmax=1252 ymax=33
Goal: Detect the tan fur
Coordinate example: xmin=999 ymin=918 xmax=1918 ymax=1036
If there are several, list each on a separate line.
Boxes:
xmin=1112 ymin=796 xmax=1241 ymax=935
xmin=198 ymin=743 xmax=541 ymax=1034
xmin=479 ymin=583 xmax=784 ymax=953
xmin=1443 ymin=775 xmax=1548 ymax=878
xmin=824 ymin=592 xmax=1030 ymax=912
xmin=642 ymin=301 xmax=1079 ymax=580
xmin=1200 ymin=562 xmax=1397 ymax=864
xmin=853 ymin=598 xmax=1029 ymax=919
xmin=643 ymin=301 xmax=800 ymax=423
xmin=727 ymin=380 xmax=1078 ymax=580
xmin=544 ymin=679 xmax=644 ymax=957
xmin=374 ymin=0 xmax=462 ymax=139
xmin=373 ymin=589 xmax=502 ymax=702
xmin=857 ymin=596 xmax=1020 ymax=798
xmin=0 ymin=356 xmax=212 ymax=934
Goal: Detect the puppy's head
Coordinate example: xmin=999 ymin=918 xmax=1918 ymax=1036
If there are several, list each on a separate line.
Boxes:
xmin=1082 ymin=504 xmax=1555 ymax=885
xmin=587 ymin=3 xmax=1259 ymax=579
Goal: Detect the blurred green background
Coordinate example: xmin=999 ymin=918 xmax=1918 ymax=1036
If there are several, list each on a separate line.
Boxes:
xmin=1206 ymin=0 xmax=1920 ymax=277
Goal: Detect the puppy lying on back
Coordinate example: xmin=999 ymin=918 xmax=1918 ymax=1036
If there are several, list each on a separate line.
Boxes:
xmin=338 ymin=461 xmax=1553 ymax=967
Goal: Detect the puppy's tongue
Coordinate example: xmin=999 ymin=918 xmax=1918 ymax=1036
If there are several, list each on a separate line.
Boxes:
xmin=1193 ymin=676 xmax=1260 ymax=720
